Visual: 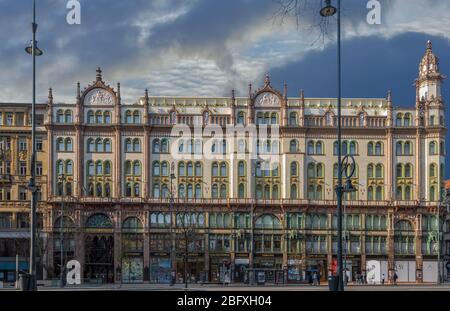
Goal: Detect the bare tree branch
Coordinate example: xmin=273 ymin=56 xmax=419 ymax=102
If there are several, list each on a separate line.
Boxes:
xmin=272 ymin=0 xmax=335 ymax=46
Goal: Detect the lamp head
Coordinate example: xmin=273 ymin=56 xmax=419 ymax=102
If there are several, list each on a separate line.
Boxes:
xmin=25 ymin=41 xmax=43 ymax=56
xmin=344 ymin=179 xmax=357 ymax=193
xmin=320 ymin=0 xmax=337 ymax=17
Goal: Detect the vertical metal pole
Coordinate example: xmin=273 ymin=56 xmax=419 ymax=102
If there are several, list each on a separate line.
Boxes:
xmin=29 ymin=0 xmax=38 ymax=291
xmin=437 ymin=203 xmax=440 ymax=285
xmin=60 ymin=183 xmax=64 ymax=288
xmin=15 ymin=254 xmax=19 ymax=289
xmin=336 ymin=0 xmax=344 ymax=292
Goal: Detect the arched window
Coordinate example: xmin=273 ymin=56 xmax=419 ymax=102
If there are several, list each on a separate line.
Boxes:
xmin=342 ymin=141 xmax=348 ymax=155
xmin=429 ymin=163 xmax=437 ymax=177
xmin=405 ymin=186 xmax=412 ymax=200
xmin=256 ymin=184 xmax=263 ymax=199
xmin=57 ymin=138 xmax=65 ymax=152
xmin=153 ymin=184 xmax=160 ymax=198
xmin=56 ymin=160 xmax=64 ymax=176
xmin=95 ymin=111 xmax=103 ymax=124
xmin=104 ymin=139 xmax=111 ymax=153
xmin=272 ymin=185 xmax=279 ymax=199
xmin=211 ymin=184 xmax=219 ymax=198
xmin=290 ymin=184 xmax=297 ymax=199
xmin=404 ymin=113 xmax=411 ymax=126
xmin=125 ymin=161 xmax=132 ymax=176
xmin=289 ymin=112 xmax=297 ymax=125
xmin=271 ymin=113 xmax=278 ymax=124
xmin=316 ymin=141 xmax=323 ymax=154
xmin=104 ymin=111 xmax=111 ymax=124
xmin=187 ymin=184 xmax=194 ymax=198
xmin=133 ymin=161 xmax=141 ymax=176
xmin=404 ymin=141 xmax=411 ymax=155
xmin=367 ymin=186 xmax=374 ymax=201
xmin=162 ymin=184 xmax=169 ymax=198
xmin=272 ymin=141 xmax=279 ymax=154
xmin=153 ymin=139 xmax=160 ymax=153
xmin=161 ymin=139 xmax=169 ymax=153
xmin=376 ymin=186 xmax=383 ymax=200
xmin=334 ymin=141 xmax=339 ymax=155
xmin=125 ymin=183 xmax=132 ymax=197
xmin=95 ymin=138 xmax=103 ymax=153
xmin=123 ymin=217 xmax=143 ymax=231
xmin=103 ymin=183 xmax=111 ymax=197
xmin=376 ymin=164 xmax=383 ymax=178
xmin=220 ymin=184 xmax=227 ymax=198
xmin=87 ymin=138 xmax=95 ymax=153
xmin=349 ymin=141 xmax=357 ymax=155
xmin=307 ymin=163 xmax=315 ymax=178
xmin=367 ymin=164 xmax=374 ymax=178
xmin=195 ymin=184 xmax=202 ymax=198
xmin=57 ymin=110 xmax=64 ymax=123
xmin=86 ymin=214 xmax=113 ymax=228
xmin=238 ymin=161 xmax=245 ymax=177
xmin=87 ymin=111 xmax=95 ymax=124
xmin=396 ymin=142 xmax=403 ymax=155
xmin=220 ymin=162 xmax=227 ymax=177
xmin=238 ymin=183 xmax=245 ymax=198
xmin=96 ymin=183 xmax=103 ymax=197
xmin=134 ymin=183 xmax=141 ymax=197
xmin=95 ymin=161 xmax=103 ymax=175
xmin=396 ymin=164 xmax=403 ymax=178
xmin=237 ymin=112 xmax=245 ymax=124
xmin=65 ymin=160 xmax=73 ymax=175
xmin=396 ymin=114 xmax=403 ymax=127
xmin=368 ymin=142 xmax=374 ymax=156
xmin=187 ymin=162 xmax=194 ymax=176
xmin=152 ymin=162 xmax=160 ymax=176
xmin=405 ymin=164 xmax=412 ymax=178
xmin=178 ymin=184 xmax=185 ymax=198
xmin=125 ymin=139 xmax=133 ymax=152
xmin=125 ymin=110 xmax=133 ymax=123
xmin=375 ymin=142 xmax=382 ymax=155
xmin=291 ymin=162 xmax=298 ymax=176
xmin=316 ymin=163 xmax=323 ymax=178
xmin=290 ymin=140 xmax=298 ymax=152
xmin=307 ymin=141 xmax=314 ymax=155
xmin=440 ymin=141 xmax=445 ymax=155
xmin=104 ymin=161 xmax=111 ymax=175
xmin=88 ymin=183 xmax=94 ymax=196
xmin=178 ymin=162 xmax=186 ymax=176
xmin=430 ymin=186 xmax=436 ymax=201
xmin=87 ymin=161 xmax=95 ymax=176
xmin=194 ymin=162 xmax=201 ymax=176
xmin=133 ymin=111 xmax=141 ymax=123
xmin=429 ymin=141 xmax=437 ymax=155
xmin=65 ymin=110 xmax=73 ymax=123
xmin=212 ymin=163 xmax=219 ymax=177
xmin=264 ymin=185 xmax=270 ymax=199
xmin=65 ymin=138 xmax=73 ymax=152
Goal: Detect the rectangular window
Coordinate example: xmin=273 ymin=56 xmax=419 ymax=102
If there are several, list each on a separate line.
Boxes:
xmin=0 ymin=162 xmax=3 ymax=175
xmin=19 ymin=162 xmax=27 ymax=176
xmin=0 ymin=112 xmax=3 ymax=125
xmin=6 ymin=113 xmax=13 ymax=126
xmin=17 ymin=213 xmax=30 ymax=228
xmin=36 ymin=162 xmax=43 ymax=176
xmin=19 ymin=187 xmax=27 ymax=201
xmin=36 ymin=138 xmax=43 ymax=151
xmin=5 ymin=188 xmax=11 ymax=200
xmin=19 ymin=138 xmax=27 ymax=151
xmin=5 ymin=162 xmax=10 ymax=174
xmin=16 ymin=113 xmax=24 ymax=126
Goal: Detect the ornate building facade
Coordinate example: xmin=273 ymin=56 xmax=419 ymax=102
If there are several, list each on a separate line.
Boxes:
xmin=0 ymin=41 xmax=446 ymax=284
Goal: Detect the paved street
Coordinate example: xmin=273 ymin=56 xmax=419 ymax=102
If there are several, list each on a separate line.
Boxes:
xmin=2 ymin=283 xmax=450 ymax=291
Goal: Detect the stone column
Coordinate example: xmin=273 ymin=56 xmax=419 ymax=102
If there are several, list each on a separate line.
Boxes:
xmin=415 ymin=214 xmax=423 ymax=283
xmin=387 ymin=209 xmax=395 ymax=284
xmin=386 ymin=129 xmax=393 ymax=200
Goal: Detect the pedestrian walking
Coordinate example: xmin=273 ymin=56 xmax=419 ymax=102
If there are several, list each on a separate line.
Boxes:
xmin=393 ymin=272 xmax=398 ymax=285
xmin=313 ymin=272 xmax=319 ymax=286
xmin=381 ymin=273 xmax=385 ymax=285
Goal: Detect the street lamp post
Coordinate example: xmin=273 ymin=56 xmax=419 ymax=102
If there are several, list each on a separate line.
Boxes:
xmin=169 ymin=162 xmax=176 ymax=286
xmin=249 ymin=166 xmax=256 ymax=286
xmin=320 ymin=0 xmax=344 ymax=291
xmin=58 ymin=174 xmax=66 ymax=288
xmin=25 ymin=0 xmax=43 ymax=291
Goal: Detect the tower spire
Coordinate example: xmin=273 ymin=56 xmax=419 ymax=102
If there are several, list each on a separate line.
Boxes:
xmin=96 ymin=67 xmax=102 ymax=82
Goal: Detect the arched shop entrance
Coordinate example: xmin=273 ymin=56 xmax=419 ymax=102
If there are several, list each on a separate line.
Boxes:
xmin=84 ymin=214 xmax=114 ymax=283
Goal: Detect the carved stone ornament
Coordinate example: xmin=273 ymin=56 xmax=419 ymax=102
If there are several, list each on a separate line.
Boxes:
xmin=255 ymin=92 xmax=280 ymax=107
xmin=84 ymin=89 xmax=114 ymax=106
